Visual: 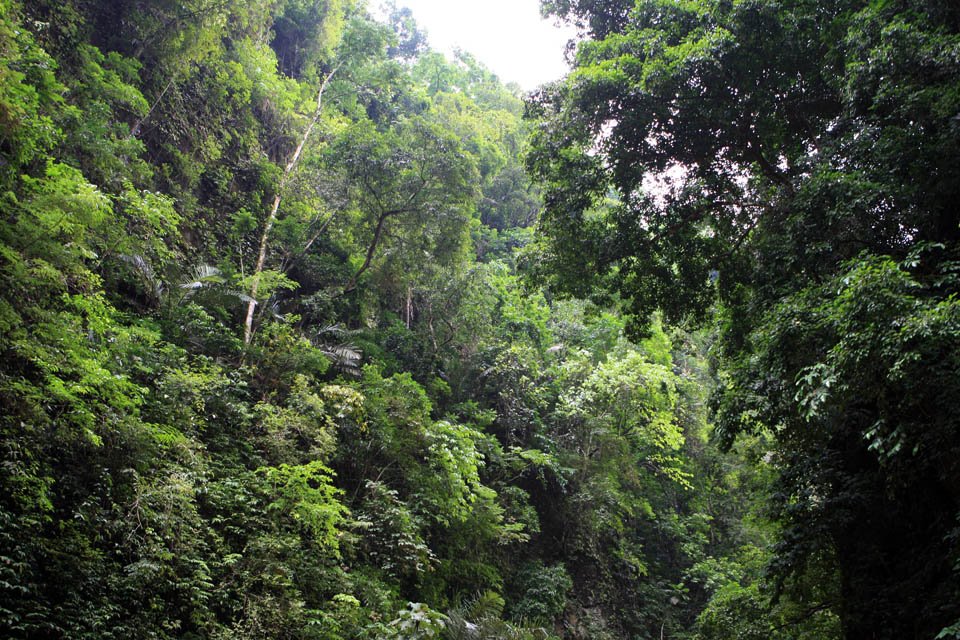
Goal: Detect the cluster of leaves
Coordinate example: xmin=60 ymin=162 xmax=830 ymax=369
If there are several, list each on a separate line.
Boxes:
xmin=530 ymin=0 xmax=960 ymax=637
xmin=0 ymin=0 xmax=778 ymax=638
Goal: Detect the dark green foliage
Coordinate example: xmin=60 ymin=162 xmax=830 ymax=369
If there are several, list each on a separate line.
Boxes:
xmin=717 ymin=254 xmax=960 ymax=638
xmin=0 ymin=0 xmax=781 ymax=638
xmin=508 ymin=562 xmax=573 ymax=623
xmin=530 ymin=0 xmax=960 ymax=637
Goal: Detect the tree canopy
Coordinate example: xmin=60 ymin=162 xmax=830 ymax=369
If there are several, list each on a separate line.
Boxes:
xmin=528 ymin=0 xmax=960 ymax=637
xmin=0 ymin=0 xmax=956 ymax=638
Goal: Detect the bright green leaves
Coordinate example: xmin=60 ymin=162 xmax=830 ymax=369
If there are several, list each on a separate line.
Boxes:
xmin=424 ymin=420 xmax=494 ymax=524
xmin=233 ymin=37 xmax=301 ymax=135
xmin=258 ymin=460 xmax=348 ymax=552
xmin=271 ymin=0 xmax=354 ymax=79
xmin=0 ymin=1 xmax=65 ymax=180
xmin=560 ymin=349 xmax=688 ymax=486
xmin=0 ymin=276 xmax=152 ymax=450
xmin=239 ymin=269 xmax=299 ymax=302
xmin=112 ymin=184 xmax=181 ymax=263
xmin=253 ymin=375 xmax=339 ymax=465
xmin=12 ymin=161 xmax=110 ymax=270
xmin=355 ymin=367 xmax=499 ymax=526
xmin=31 ymin=294 xmax=149 ymax=444
xmin=489 ymin=263 xmax=552 ymax=348
xmin=59 ymin=45 xmax=151 ymax=187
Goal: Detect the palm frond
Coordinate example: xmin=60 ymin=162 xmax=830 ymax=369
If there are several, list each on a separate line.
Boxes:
xmin=178 ymin=264 xmax=224 ymax=290
xmin=321 ymin=343 xmax=363 ymax=376
xmin=119 ymin=254 xmax=164 ymax=301
xmin=443 ymin=592 xmax=551 ymax=640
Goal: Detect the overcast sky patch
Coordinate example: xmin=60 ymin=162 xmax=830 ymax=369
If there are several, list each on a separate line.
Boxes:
xmin=381 ymin=0 xmax=575 ymax=90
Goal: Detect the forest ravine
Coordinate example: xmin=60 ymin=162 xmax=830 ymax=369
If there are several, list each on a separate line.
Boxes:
xmin=0 ymin=1 xmax=957 ymax=639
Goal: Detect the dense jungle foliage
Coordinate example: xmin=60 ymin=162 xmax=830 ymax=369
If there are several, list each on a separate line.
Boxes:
xmin=0 ymin=0 xmax=956 ymax=638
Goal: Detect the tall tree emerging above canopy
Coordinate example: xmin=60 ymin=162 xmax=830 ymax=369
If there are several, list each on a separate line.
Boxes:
xmin=528 ymin=0 xmax=960 ymax=637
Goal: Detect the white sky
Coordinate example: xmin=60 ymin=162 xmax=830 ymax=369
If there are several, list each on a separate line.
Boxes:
xmin=383 ymin=0 xmax=576 ymax=90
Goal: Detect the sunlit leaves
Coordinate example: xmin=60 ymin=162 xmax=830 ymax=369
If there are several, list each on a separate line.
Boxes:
xmin=560 ymin=349 xmax=688 ymax=485
xmin=0 ymin=2 xmax=64 ymax=179
xmin=258 ymin=460 xmax=348 ymax=552
xmin=0 ymin=1 xmax=786 ymax=637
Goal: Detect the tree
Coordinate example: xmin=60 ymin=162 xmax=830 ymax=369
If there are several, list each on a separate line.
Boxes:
xmin=0 ymin=0 xmax=785 ymax=637
xmin=529 ymin=0 xmax=960 ymax=637
xmin=242 ymin=65 xmax=339 ymax=345
xmin=329 ymin=116 xmax=479 ymax=296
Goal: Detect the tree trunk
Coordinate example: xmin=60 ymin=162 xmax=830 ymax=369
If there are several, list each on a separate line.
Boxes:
xmin=243 ymin=67 xmax=338 ymax=345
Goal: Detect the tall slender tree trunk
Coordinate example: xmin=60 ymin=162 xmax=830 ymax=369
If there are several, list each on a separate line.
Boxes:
xmin=406 ymin=286 xmax=412 ymax=328
xmin=128 ymin=76 xmax=176 ymax=140
xmin=243 ymin=67 xmax=338 ymax=345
